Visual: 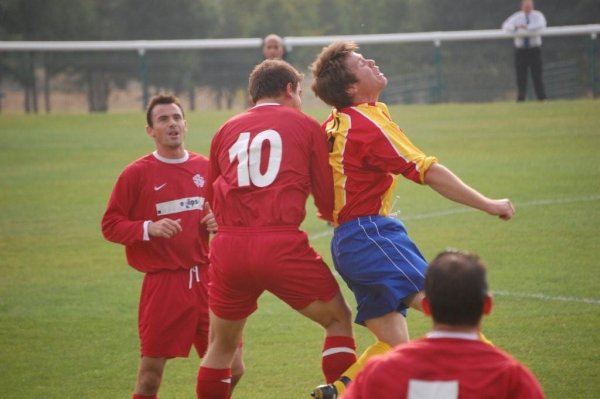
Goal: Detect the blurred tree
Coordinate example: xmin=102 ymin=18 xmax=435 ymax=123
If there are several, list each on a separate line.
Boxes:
xmin=1 ymin=0 xmax=597 ymax=111
xmin=0 ymin=0 xmax=96 ymax=113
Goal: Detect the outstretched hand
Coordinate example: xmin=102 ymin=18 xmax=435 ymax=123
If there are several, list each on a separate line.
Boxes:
xmin=487 ymin=199 xmax=515 ymax=221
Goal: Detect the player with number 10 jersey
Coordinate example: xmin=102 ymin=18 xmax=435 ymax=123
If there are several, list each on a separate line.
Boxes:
xmin=197 ymin=60 xmax=356 ymax=399
xmin=208 ymin=103 xmax=333 ymax=228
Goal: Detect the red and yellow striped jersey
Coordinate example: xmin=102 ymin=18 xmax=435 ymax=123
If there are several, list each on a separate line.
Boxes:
xmin=323 ymin=102 xmax=438 ymax=225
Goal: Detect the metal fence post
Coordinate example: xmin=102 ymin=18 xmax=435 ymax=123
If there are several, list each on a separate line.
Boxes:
xmin=434 ymin=39 xmax=443 ymax=103
xmin=138 ymin=48 xmax=149 ymax=109
xmin=592 ymin=33 xmax=598 ymax=99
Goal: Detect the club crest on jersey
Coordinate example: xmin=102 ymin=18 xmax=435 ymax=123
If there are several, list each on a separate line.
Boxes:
xmin=193 ymin=174 xmax=205 ymax=188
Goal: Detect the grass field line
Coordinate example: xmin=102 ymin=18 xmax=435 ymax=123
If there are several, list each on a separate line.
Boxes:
xmin=492 ymin=290 xmax=600 ymax=305
xmin=308 ymin=194 xmax=600 ymax=241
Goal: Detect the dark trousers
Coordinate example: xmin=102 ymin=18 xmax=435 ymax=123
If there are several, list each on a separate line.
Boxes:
xmin=515 ymin=47 xmax=546 ymax=101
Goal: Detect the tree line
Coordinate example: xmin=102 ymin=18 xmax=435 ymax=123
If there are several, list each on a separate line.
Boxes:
xmin=1 ymin=0 xmax=597 ymax=112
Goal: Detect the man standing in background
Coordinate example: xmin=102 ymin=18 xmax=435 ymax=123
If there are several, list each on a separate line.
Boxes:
xmin=262 ymin=33 xmax=286 ymax=60
xmin=502 ymin=0 xmax=547 ymax=101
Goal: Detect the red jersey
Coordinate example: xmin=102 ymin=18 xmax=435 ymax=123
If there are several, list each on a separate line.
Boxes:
xmin=323 ymin=102 xmax=438 ymax=225
xmin=344 ymin=334 xmax=545 ymax=399
xmin=208 ymin=103 xmax=334 ymax=227
xmin=102 ymin=151 xmax=210 ymax=273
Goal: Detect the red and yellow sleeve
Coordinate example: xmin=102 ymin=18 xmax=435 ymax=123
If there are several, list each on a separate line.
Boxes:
xmin=359 ymin=103 xmax=437 ymax=184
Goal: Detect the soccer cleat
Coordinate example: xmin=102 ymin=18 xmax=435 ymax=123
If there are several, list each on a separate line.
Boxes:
xmin=311 ymin=383 xmax=338 ymax=399
xmin=311 ymin=377 xmax=350 ymax=399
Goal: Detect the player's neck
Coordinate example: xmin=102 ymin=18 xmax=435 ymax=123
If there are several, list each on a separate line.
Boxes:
xmin=155 ymin=146 xmax=186 ymax=160
xmin=431 ymin=322 xmax=480 ymax=334
xmin=351 ymin=93 xmax=380 ymax=105
xmin=255 ymin=97 xmax=282 ymax=106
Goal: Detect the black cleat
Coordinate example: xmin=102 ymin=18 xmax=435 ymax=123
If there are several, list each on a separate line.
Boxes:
xmin=311 ymin=383 xmax=338 ymax=399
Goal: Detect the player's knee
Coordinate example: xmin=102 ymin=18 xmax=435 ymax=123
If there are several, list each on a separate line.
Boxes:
xmin=324 ymin=297 xmax=353 ymax=331
xmin=137 ymin=369 xmax=163 ymax=395
xmin=231 ymin=358 xmax=246 ymax=383
xmin=332 ymin=295 xmax=353 ymax=323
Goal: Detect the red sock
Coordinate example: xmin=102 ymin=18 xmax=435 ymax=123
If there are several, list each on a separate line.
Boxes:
xmin=196 ymin=367 xmax=232 ymax=399
xmin=321 ymin=336 xmax=357 ymax=383
xmin=132 ymin=395 xmax=157 ymax=399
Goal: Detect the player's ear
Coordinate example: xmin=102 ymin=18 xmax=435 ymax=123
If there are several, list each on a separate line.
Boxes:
xmin=285 ymin=82 xmax=294 ymax=97
xmin=422 ymin=296 xmax=432 ymax=317
xmin=145 ymin=125 xmax=154 ymax=138
xmin=483 ymin=295 xmax=493 ymax=316
xmin=345 ymin=83 xmax=358 ymax=99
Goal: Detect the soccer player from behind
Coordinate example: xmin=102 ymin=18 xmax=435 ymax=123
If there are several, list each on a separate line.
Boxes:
xmin=101 ymin=95 xmax=244 ymax=399
xmin=196 ymin=60 xmax=356 ymax=399
xmin=344 ymin=249 xmax=546 ymax=399
xmin=310 ymin=41 xmax=515 ymax=398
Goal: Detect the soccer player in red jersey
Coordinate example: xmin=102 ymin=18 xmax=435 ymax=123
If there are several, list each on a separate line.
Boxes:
xmin=101 ymin=95 xmax=244 ymax=399
xmin=196 ymin=60 xmax=356 ymax=399
xmin=344 ymin=249 xmax=545 ymax=399
xmin=310 ymin=41 xmax=515 ymax=398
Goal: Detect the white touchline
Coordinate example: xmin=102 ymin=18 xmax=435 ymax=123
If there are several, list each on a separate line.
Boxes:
xmin=307 ymin=194 xmax=600 ymax=241
xmin=307 ymin=194 xmax=600 ymax=306
xmin=492 ymin=290 xmax=600 ymax=305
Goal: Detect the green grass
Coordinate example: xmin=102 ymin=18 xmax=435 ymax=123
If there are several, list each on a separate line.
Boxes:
xmin=1 ymin=99 xmax=599 ymax=398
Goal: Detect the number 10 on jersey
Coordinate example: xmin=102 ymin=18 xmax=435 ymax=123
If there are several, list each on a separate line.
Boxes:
xmin=228 ymin=130 xmax=282 ymax=188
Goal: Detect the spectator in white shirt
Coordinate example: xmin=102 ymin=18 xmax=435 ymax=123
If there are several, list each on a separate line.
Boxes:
xmin=502 ymin=0 xmax=547 ymax=101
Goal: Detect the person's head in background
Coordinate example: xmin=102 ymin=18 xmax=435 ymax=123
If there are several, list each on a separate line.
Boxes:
xmin=521 ymin=0 xmax=534 ymax=14
xmin=262 ymin=34 xmax=285 ymax=60
xmin=422 ymin=249 xmax=493 ymax=332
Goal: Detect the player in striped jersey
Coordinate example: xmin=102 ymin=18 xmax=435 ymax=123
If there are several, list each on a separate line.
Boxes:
xmin=309 ymin=41 xmax=515 ymax=398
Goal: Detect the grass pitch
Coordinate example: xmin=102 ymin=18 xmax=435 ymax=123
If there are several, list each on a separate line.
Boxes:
xmin=0 ymin=99 xmax=599 ymax=398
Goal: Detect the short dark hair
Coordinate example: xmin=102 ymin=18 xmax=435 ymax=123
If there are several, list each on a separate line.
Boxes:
xmin=146 ymin=95 xmax=184 ymax=127
xmin=425 ymin=249 xmax=489 ymax=326
xmin=248 ymin=60 xmax=303 ymax=104
xmin=310 ymin=41 xmax=359 ymax=109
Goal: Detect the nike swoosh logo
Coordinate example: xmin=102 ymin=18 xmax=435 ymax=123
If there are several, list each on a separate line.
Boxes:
xmin=154 ymin=183 xmax=167 ymax=191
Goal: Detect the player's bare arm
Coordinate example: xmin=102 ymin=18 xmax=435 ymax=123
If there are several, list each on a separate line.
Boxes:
xmin=148 ymin=218 xmax=183 ymax=238
xmin=424 ymin=163 xmax=515 ymax=220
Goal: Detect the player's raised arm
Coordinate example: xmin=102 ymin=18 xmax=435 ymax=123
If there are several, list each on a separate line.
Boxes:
xmin=424 ymin=163 xmax=515 ymax=220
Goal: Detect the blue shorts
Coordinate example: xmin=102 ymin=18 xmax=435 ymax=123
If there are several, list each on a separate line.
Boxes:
xmin=331 ymin=215 xmax=428 ymax=325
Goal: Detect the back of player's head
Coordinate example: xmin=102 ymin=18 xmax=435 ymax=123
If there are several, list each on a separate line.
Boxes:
xmin=310 ymin=41 xmax=359 ymax=109
xmin=425 ymin=249 xmax=489 ymax=326
xmin=146 ymin=94 xmax=184 ymax=127
xmin=248 ymin=59 xmax=303 ymax=104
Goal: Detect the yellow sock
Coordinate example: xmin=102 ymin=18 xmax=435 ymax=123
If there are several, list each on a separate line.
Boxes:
xmin=480 ymin=332 xmax=494 ymax=346
xmin=335 ymin=340 xmax=392 ymax=395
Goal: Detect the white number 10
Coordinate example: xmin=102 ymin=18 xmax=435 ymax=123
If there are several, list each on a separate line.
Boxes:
xmin=228 ymin=130 xmax=282 ymax=187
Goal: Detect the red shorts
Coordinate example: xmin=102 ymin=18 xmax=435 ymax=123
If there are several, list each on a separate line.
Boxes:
xmin=209 ymin=226 xmax=340 ymax=320
xmin=138 ymin=265 xmax=209 ymax=358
